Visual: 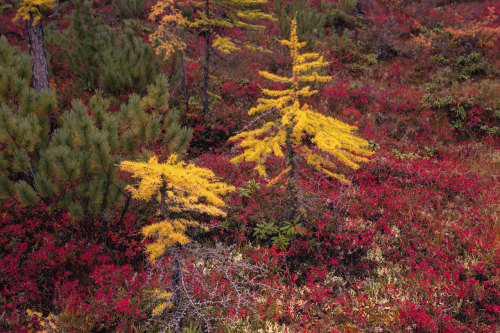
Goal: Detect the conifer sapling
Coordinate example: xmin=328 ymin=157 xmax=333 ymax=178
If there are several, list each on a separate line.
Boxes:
xmin=0 ymin=38 xmax=191 ymax=239
xmin=153 ymin=0 xmax=276 ymax=114
xmin=119 ymin=153 xmax=238 ymax=332
xmin=119 ymin=154 xmax=235 ymax=261
xmin=230 ymin=18 xmax=373 ymax=217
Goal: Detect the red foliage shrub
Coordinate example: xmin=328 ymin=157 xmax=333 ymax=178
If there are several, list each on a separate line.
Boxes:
xmin=55 ymin=264 xmax=147 ymax=332
xmin=0 ymin=200 xmax=147 ymax=331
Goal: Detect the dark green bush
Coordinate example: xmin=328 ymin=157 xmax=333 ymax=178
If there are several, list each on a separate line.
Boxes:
xmin=49 ymin=1 xmax=159 ymax=95
xmin=0 ymin=37 xmax=192 ymax=239
xmin=455 ymin=52 xmax=497 ymax=81
xmin=112 ymin=0 xmax=146 ymax=19
xmin=274 ymin=0 xmax=359 ymax=47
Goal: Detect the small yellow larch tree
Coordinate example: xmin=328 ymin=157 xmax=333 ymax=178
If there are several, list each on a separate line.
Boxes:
xmin=148 ymin=0 xmax=275 ymax=115
xmin=149 ymin=0 xmax=189 ymax=60
xmin=149 ymin=0 xmax=191 ymax=112
xmin=119 ymin=153 xmax=234 ymax=332
xmin=229 ymin=18 xmax=373 ymax=218
xmin=119 ymin=153 xmax=234 ymax=261
xmin=183 ymin=0 xmax=275 ymax=114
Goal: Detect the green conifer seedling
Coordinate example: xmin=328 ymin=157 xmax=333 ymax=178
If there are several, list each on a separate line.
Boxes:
xmin=0 ymin=38 xmax=192 ymax=240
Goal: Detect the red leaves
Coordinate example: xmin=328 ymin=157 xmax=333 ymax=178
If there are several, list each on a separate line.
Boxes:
xmin=0 ymin=199 xmax=148 ymax=331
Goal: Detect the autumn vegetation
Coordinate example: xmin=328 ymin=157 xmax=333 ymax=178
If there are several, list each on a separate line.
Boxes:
xmin=0 ymin=0 xmax=498 ymax=332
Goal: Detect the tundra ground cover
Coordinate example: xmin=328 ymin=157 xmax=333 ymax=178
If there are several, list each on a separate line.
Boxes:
xmin=0 ymin=0 xmax=498 ymax=331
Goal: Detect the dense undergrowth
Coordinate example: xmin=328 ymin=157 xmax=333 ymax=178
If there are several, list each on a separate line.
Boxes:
xmin=0 ymin=0 xmax=498 ymax=332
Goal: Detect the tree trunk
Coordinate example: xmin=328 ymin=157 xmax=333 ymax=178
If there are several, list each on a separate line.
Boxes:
xmin=202 ymin=0 xmax=211 ymax=116
xmin=285 ymin=126 xmax=301 ymax=221
xmin=159 ymin=179 xmax=183 ymax=333
xmin=171 ymin=251 xmax=183 ymax=333
xmin=26 ymin=15 xmax=49 ymax=92
xmin=179 ymin=51 xmax=189 ymax=114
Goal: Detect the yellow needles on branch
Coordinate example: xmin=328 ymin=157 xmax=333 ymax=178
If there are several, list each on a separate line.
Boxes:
xmin=14 ymin=0 xmax=55 ymax=24
xmin=149 ymin=0 xmax=189 ymax=60
xmin=119 ymin=154 xmax=234 ymax=261
xmin=149 ymin=0 xmax=275 ymax=114
xmin=230 ymin=18 xmax=373 ymax=216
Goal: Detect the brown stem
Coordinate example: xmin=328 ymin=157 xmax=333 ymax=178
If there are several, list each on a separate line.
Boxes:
xmin=202 ymin=0 xmax=211 ymax=116
xmin=159 ymin=178 xmax=169 ymax=220
xmin=171 ymin=250 xmax=183 ymax=333
xmin=159 ymin=178 xmax=183 ymax=332
xmin=118 ymin=194 xmax=131 ymax=225
xmin=179 ymin=51 xmax=189 ymax=114
xmin=285 ymin=125 xmax=301 ymax=221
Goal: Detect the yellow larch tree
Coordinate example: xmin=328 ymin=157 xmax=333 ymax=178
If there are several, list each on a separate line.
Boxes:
xmin=149 ymin=0 xmax=189 ymax=60
xmin=230 ymin=18 xmax=373 ymax=218
xmin=188 ymin=0 xmax=275 ymax=54
xmin=119 ymin=154 xmax=234 ymax=261
xmin=149 ymin=0 xmax=191 ymax=112
xmin=119 ymin=153 xmax=234 ymax=332
xmin=185 ymin=0 xmax=275 ymax=114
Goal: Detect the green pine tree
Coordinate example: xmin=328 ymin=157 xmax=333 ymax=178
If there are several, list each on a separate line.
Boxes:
xmin=273 ymin=0 xmax=358 ymax=47
xmin=0 ymin=37 xmax=192 ymax=240
xmin=48 ymin=1 xmax=159 ymax=94
xmin=112 ymin=0 xmax=146 ymax=19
